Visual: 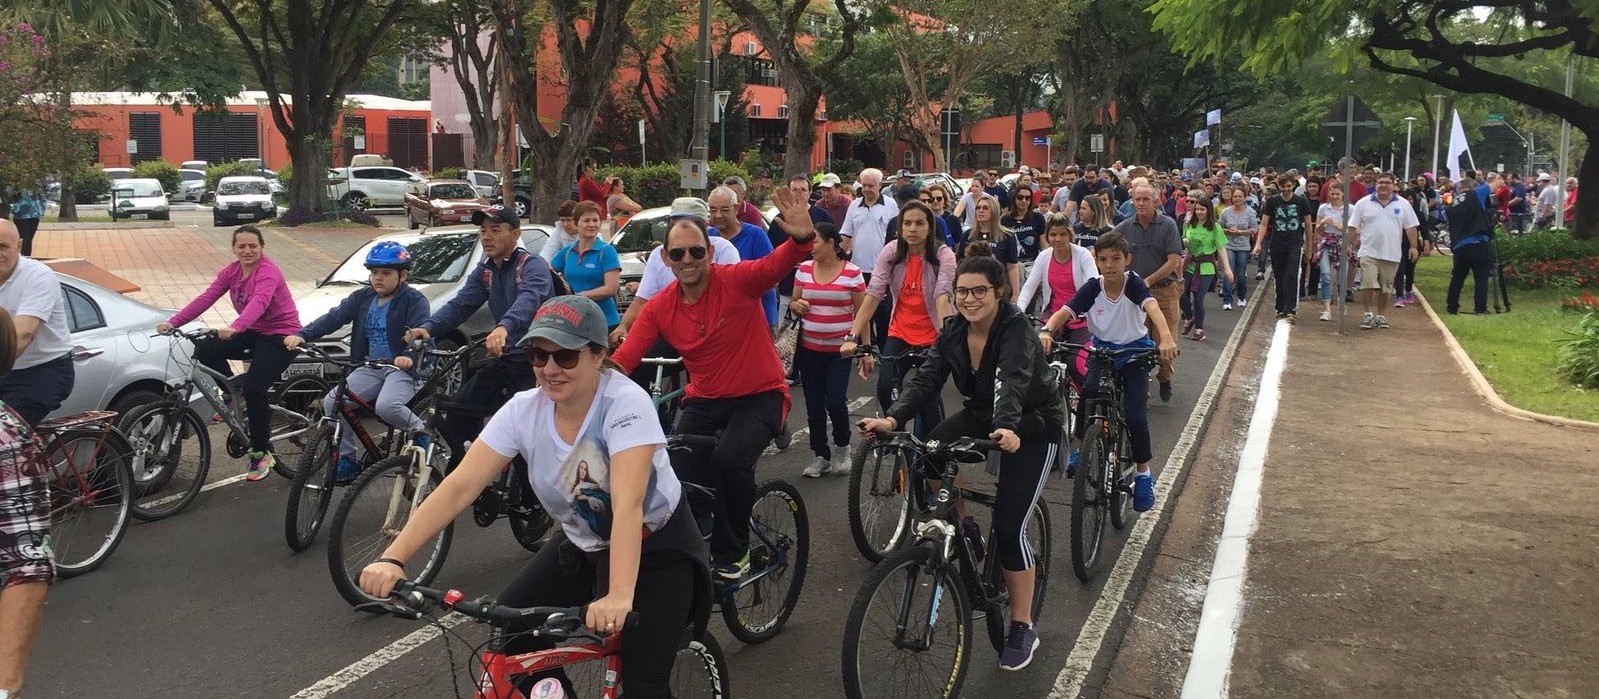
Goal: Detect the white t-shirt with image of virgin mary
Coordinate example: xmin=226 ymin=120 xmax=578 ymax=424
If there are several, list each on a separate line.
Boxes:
xmin=478 ymin=369 xmax=682 ymax=552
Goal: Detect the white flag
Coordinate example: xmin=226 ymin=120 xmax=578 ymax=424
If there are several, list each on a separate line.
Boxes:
xmin=1446 ymin=109 xmax=1474 ymax=181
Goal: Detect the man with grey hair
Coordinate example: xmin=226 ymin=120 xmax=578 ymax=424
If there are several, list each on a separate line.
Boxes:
xmin=722 ymin=176 xmax=769 ymax=232
xmin=1110 ymin=183 xmax=1185 ymax=402
xmin=0 ymin=219 xmax=74 ymax=426
xmin=839 ymin=167 xmax=896 ymax=345
xmin=709 ymin=185 xmax=779 ymax=327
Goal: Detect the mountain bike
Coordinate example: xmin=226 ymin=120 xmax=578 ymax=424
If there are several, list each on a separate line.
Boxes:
xmin=38 ymin=409 xmax=134 ymax=578
xmin=119 ymin=328 xmax=329 ymax=520
xmin=362 ymin=579 xmax=730 ymax=699
xmin=284 ymin=343 xmax=442 ymax=552
xmin=1058 ymin=342 xmax=1160 ymax=583
xmin=845 ymin=345 xmax=936 ymax=563
xmin=840 ymin=433 xmax=1052 ymax=699
xmin=1046 ymin=343 xmax=1081 ymax=480
xmin=638 ymin=357 xmax=685 ymax=430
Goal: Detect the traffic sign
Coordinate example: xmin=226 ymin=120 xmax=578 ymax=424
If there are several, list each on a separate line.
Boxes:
xmin=1091 ymin=134 xmax=1105 ymax=153
xmin=1031 ymin=136 xmax=1048 ymax=146
xmin=1486 ymin=113 xmax=1505 ymax=124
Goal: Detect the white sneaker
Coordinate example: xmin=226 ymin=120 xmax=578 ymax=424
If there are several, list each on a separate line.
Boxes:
xmin=1375 ymin=315 xmax=1391 ymax=329
xmin=1222 ymin=302 xmax=1233 ymax=311
xmin=803 ymin=456 xmax=831 ymax=478
xmin=1237 ymin=298 xmax=1246 ymax=307
xmin=831 ymin=449 xmax=853 ymax=474
xmin=1360 ymin=311 xmax=1375 ymax=329
xmin=1319 ymin=310 xmax=1332 ymax=322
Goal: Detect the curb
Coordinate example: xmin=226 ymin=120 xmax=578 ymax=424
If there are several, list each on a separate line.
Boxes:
xmin=1414 ymin=288 xmax=1599 ymax=432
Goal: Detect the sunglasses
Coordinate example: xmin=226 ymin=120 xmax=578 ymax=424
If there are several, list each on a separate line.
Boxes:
xmin=667 ymin=246 xmax=708 ymax=262
xmin=930 ymin=196 xmax=946 ymax=202
xmin=529 ymin=346 xmax=587 ymax=369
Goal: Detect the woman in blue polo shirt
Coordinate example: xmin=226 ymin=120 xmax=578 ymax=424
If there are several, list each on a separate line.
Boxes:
xmin=553 ymin=201 xmax=623 ymax=330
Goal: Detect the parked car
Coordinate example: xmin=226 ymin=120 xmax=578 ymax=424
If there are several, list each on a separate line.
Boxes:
xmin=327 ymin=165 xmax=427 ymax=212
xmin=180 ymin=160 xmax=209 ymax=171
xmin=488 ymin=168 xmax=534 ymax=219
xmin=290 ymin=224 xmax=554 ymax=366
xmin=103 ymin=167 xmax=134 ymax=181
xmin=48 ymin=271 xmax=202 ymax=420
xmin=212 ymin=176 xmax=278 ymax=226
xmin=404 ymin=179 xmax=489 ymax=229
xmin=465 ymin=170 xmax=500 ymax=199
xmin=177 ymin=168 xmax=209 ymax=203
xmin=109 ymin=178 xmax=171 ymax=220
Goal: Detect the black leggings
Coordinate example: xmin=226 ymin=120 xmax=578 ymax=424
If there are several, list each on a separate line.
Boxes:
xmin=497 ymin=527 xmax=699 ymax=698
xmin=673 ymin=391 xmax=784 ymax=564
xmin=192 ymin=331 xmax=295 ymax=452
xmin=924 ymin=409 xmax=1054 ymax=572
xmin=1393 ymin=235 xmax=1417 ymax=295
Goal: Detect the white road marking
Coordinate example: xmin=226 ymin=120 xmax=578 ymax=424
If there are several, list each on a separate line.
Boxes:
xmin=1049 ymin=291 xmax=1265 ymax=699
xmin=289 ymin=613 xmax=469 ymax=699
xmin=137 ymin=472 xmax=249 ymax=510
xmin=762 ymin=395 xmax=873 ymax=456
xmin=1179 ymin=318 xmax=1291 ymax=698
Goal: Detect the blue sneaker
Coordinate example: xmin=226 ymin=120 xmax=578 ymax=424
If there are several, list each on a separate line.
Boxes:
xmin=1133 ymin=471 xmax=1156 ymax=512
xmin=334 ymin=455 xmax=361 ymax=484
xmin=1067 ymin=449 xmax=1080 ymax=478
xmin=998 ymin=621 xmax=1040 ymax=670
xmin=412 ymin=433 xmax=431 ymax=451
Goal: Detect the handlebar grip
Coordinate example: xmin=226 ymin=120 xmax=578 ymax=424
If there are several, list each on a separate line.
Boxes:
xmin=967 ymin=438 xmax=1000 ymax=452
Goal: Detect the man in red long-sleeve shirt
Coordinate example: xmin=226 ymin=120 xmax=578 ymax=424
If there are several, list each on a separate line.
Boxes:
xmin=612 ymin=187 xmax=816 ymax=580
xmin=577 ymin=159 xmax=609 ymax=218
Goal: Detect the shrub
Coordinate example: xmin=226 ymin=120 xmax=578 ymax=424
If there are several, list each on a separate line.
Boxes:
xmin=1555 ymin=311 xmax=1599 ymax=389
xmin=72 ymin=165 xmax=112 ymax=204
xmin=589 ymin=160 xmax=755 ymax=210
xmin=1501 ymin=256 xmax=1599 ymax=289
xmin=1562 ymin=290 xmax=1599 ymax=313
xmin=1495 ymin=228 xmax=1599 ymax=266
xmin=706 ymin=159 xmax=753 ymax=191
xmin=205 ymin=161 xmax=261 ymax=191
xmin=434 ymin=166 xmax=466 ymax=181
xmin=276 ymin=161 xmax=294 ymax=189
xmin=132 ymin=160 xmax=182 ymax=194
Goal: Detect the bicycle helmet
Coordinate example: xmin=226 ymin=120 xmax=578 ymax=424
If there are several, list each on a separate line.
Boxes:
xmin=364 ymin=241 xmax=412 ymax=270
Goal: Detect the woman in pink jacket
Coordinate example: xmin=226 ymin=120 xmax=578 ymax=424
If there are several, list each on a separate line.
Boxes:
xmin=157 ymin=226 xmax=302 ymax=480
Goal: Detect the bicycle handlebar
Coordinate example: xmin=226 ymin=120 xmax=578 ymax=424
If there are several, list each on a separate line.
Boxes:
xmin=862 ymin=430 xmax=997 ymax=456
xmin=638 ymin=357 xmax=684 ymax=366
xmin=292 ymin=343 xmax=399 ymax=372
xmin=1052 ymin=342 xmax=1160 ymax=360
xmin=156 ymin=327 xmax=218 ymax=342
xmin=364 ymin=581 xmax=634 ymax=644
xmin=852 ymin=345 xmax=932 ymax=362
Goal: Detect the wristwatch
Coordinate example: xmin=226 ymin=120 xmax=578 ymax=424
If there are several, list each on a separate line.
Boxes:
xmin=843 ymin=333 xmax=860 ymax=343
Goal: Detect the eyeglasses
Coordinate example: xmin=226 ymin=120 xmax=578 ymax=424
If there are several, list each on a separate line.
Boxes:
xmin=919 ymin=198 xmax=932 ymax=204
xmin=529 ymin=346 xmax=586 ymax=369
xmin=667 ymin=246 xmax=708 ymax=262
xmin=954 ymin=285 xmax=993 ymax=299
xmin=930 ymin=196 xmax=946 ymax=202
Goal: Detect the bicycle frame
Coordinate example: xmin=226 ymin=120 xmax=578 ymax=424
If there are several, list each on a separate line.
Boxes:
xmin=475 ymin=631 xmax=622 ymax=699
xmin=640 ymin=357 xmax=686 ymax=411
xmin=39 ymin=412 xmax=121 ymax=500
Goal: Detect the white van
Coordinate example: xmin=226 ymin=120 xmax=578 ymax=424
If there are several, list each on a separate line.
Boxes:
xmin=348 ymin=153 xmax=393 ymax=168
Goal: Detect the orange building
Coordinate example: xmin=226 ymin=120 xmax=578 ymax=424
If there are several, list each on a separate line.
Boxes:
xmin=72 ymin=91 xmax=433 ymax=170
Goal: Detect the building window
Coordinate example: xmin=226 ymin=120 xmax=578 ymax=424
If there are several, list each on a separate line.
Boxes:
xmin=750 ymin=103 xmax=761 ymax=117
xmin=778 ymin=104 xmax=789 ymax=119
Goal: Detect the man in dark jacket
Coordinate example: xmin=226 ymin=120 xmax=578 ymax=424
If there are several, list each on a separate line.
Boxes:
xmin=1444 ymin=177 xmax=1497 ymax=315
xmin=287 ymin=241 xmax=431 ymax=481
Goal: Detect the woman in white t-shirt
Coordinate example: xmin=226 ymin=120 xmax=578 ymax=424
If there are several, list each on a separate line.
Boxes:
xmin=1313 ymin=187 xmax=1351 ymax=322
xmin=360 ymin=295 xmax=706 ymax=699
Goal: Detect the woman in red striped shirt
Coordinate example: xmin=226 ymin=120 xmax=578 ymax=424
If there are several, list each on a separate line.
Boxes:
xmin=790 ymin=222 xmax=866 ymax=477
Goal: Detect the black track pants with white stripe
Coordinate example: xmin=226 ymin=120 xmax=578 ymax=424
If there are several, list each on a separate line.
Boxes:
xmin=925 ymin=409 xmax=1054 ymax=572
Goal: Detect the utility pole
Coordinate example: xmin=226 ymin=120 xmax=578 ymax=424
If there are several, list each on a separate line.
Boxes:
xmin=1403 ymin=116 xmax=1416 ymax=181
xmin=1429 ymin=94 xmax=1444 ymax=177
xmin=1558 ymin=53 xmax=1574 ymax=229
xmin=689 ymin=0 xmax=712 ymax=196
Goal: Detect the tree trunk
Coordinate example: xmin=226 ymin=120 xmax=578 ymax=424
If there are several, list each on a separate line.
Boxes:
xmin=528 ymin=140 xmax=578 ymax=223
xmin=1574 ymin=138 xmax=1597 ymax=240
xmin=1013 ymin=105 xmax=1024 ymax=166
xmin=287 ymin=137 xmax=333 ymax=219
xmin=782 ymin=78 xmax=823 ymax=178
xmin=55 ymin=89 xmax=78 ymax=222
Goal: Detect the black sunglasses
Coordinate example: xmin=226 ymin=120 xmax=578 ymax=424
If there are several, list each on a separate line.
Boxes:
xmin=529 ymin=346 xmax=587 ymax=369
xmin=667 ymin=246 xmax=708 ymax=262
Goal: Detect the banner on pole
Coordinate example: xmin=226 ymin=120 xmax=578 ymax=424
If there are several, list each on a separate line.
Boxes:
xmin=1194 ymin=130 xmax=1211 ymax=149
xmin=1206 ymin=109 xmax=1222 ymax=126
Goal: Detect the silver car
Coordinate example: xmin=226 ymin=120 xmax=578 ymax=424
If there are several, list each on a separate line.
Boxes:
xmin=49 ymin=272 xmax=200 ymax=419
xmin=290 ymin=224 xmax=554 ymax=368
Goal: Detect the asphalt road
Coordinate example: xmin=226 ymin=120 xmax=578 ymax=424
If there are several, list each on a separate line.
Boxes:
xmin=26 ymin=278 xmax=1254 ymax=699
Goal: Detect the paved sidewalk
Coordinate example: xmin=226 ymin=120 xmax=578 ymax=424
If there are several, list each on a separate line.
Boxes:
xmin=1104 ymin=308 xmax=1599 ymax=698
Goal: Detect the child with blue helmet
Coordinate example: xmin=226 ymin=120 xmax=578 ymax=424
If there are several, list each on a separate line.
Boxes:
xmin=285 ymin=241 xmax=432 ymax=482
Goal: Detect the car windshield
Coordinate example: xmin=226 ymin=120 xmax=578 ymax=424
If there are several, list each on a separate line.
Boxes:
xmin=323 ymin=234 xmax=477 ymax=286
xmin=613 ymin=215 xmax=670 ymax=253
xmin=218 ymin=180 xmax=271 ymax=196
xmin=116 ymin=181 xmax=163 ymax=197
xmin=430 ymin=183 xmax=478 ymax=200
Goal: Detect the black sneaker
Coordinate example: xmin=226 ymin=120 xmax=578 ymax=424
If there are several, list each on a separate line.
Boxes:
xmin=998 ymin=621 xmax=1040 ymax=671
xmin=1159 ymin=381 xmax=1173 ymax=403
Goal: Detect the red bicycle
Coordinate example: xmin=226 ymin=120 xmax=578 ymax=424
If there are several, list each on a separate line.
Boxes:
xmin=366 ymin=580 xmax=731 ymax=699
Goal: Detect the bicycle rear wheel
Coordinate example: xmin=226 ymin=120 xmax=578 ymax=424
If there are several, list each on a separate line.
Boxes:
xmin=48 ymin=429 xmax=134 ymax=578
xmin=285 ymin=423 xmax=338 ymax=552
xmin=269 ymin=374 xmax=331 ymax=479
xmin=842 ymin=544 xmax=971 ymax=699
xmin=987 ymin=500 xmax=1053 ymax=653
xmin=722 ymin=479 xmax=809 ymax=644
xmin=327 ymin=452 xmax=452 ymax=607
xmin=121 ymin=403 xmax=211 ymax=521
xmin=670 ymin=629 xmax=732 ymax=698
xmin=847 ymin=440 xmax=914 ymax=563
xmin=1071 ymin=423 xmax=1111 ymax=583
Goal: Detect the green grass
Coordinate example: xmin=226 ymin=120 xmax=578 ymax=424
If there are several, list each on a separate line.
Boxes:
xmin=1413 ymin=255 xmax=1599 ymax=422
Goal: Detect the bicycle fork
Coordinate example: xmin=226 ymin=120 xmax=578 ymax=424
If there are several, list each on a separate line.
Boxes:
xmin=893 ymin=521 xmax=959 ymax=651
xmin=381 ymin=445 xmax=431 ymax=534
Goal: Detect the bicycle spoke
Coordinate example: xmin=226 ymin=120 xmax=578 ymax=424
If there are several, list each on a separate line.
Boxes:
xmin=852 ymin=556 xmax=964 ymax=699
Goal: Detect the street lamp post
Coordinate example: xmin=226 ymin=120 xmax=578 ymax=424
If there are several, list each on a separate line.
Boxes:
xmin=1403 ymin=116 xmax=1416 ymax=181
xmin=713 ymin=90 xmax=732 ymax=160
xmin=1429 ymin=94 xmax=1444 ymax=177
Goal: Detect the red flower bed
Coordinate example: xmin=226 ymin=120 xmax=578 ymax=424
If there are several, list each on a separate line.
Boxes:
xmin=1502 ymin=256 xmax=1599 ymax=289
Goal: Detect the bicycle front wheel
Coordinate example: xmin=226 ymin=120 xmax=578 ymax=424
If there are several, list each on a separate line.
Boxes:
xmin=1109 ymin=426 xmax=1133 ymax=531
xmin=670 ymin=629 xmax=732 ymax=698
xmin=285 ymin=423 xmax=338 ymax=552
xmin=121 ymin=403 xmax=211 ymax=521
xmin=987 ymin=500 xmax=1053 ymax=653
xmin=1071 ymin=423 xmax=1111 ymax=583
xmin=326 ymin=452 xmax=452 ymax=607
xmin=723 ymin=479 xmax=809 ymax=644
xmin=847 ymin=440 xmax=914 ymax=563
xmin=842 ymin=544 xmax=972 ymax=699
xmin=49 ymin=429 xmax=134 ymax=578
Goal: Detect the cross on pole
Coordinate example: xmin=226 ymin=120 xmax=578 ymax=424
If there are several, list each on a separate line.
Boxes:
xmin=1321 ymin=95 xmax=1381 ymax=333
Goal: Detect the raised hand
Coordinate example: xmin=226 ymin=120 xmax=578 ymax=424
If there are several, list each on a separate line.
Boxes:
xmin=770 ymin=186 xmax=814 ymax=238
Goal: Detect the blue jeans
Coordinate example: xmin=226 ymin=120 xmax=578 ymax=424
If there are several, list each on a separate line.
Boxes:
xmin=794 ymin=346 xmax=852 ymax=459
xmin=1318 ymin=254 xmax=1337 ymax=302
xmin=1222 ymin=248 xmax=1250 ymax=301
xmin=0 ymin=353 xmax=75 ymax=427
xmin=876 ymin=336 xmax=942 ymax=439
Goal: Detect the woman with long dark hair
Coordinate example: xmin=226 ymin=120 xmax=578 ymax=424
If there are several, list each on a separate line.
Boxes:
xmin=790 ymin=223 xmax=866 ymax=477
xmin=1180 ymin=195 xmax=1232 ymax=341
xmin=1002 ymin=182 xmax=1047 ymax=259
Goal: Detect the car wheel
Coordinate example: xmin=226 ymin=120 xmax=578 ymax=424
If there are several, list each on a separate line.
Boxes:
xmin=109 ymin=388 xmax=166 ymax=420
xmin=214 ymin=216 xmax=227 ymax=227
xmin=341 ymin=192 xmax=369 ymax=213
xmin=514 ymin=197 xmax=529 ymax=219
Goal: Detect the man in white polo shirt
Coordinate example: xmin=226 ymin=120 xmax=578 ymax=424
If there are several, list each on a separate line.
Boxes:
xmin=839 ymin=167 xmax=896 ymax=344
xmin=0 ymin=220 xmax=74 ymax=425
xmin=1348 ymin=173 xmax=1419 ymax=330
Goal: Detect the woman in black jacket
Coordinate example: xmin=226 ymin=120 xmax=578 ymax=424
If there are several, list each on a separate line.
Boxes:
xmin=857 ymin=253 xmax=1063 ymax=673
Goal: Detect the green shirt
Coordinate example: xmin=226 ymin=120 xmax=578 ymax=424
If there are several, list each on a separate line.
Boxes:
xmin=1184 ymin=224 xmax=1228 ymax=276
